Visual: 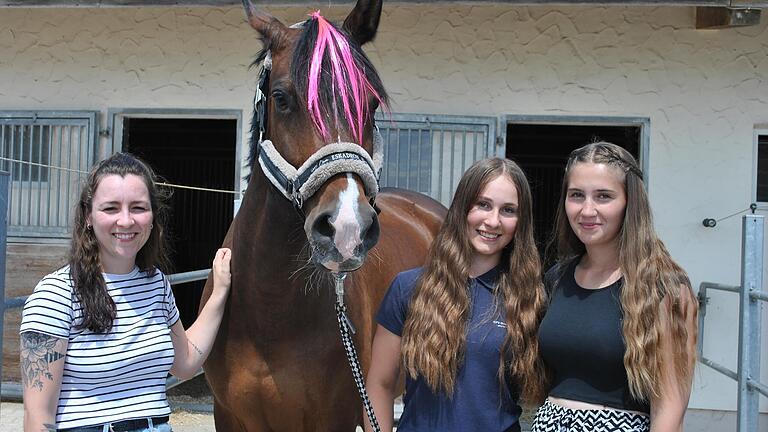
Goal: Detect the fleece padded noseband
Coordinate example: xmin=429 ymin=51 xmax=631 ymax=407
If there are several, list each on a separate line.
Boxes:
xmin=257 ymin=131 xmax=383 ymax=210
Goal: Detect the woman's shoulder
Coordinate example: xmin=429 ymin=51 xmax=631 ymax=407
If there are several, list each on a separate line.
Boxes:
xmin=392 ymin=267 xmax=424 ymax=290
xmin=139 ymin=266 xmax=167 ymax=278
xmin=24 ymin=266 xmax=74 ymax=313
xmin=36 ymin=265 xmax=74 ymax=291
xmin=543 ymin=257 xmax=578 ymax=292
xmin=381 ymin=267 xmax=424 ymax=305
xmin=397 ymin=266 xmax=424 ymax=280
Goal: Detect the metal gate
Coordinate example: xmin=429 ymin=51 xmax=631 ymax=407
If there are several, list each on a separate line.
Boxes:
xmin=376 ymin=113 xmax=498 ymax=206
xmin=0 ymin=111 xmax=99 ymax=238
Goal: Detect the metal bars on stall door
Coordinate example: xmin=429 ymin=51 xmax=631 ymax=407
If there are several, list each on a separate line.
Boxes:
xmin=374 ymin=113 xmax=497 ymax=207
xmin=698 ymin=214 xmax=765 ymax=432
xmin=0 ymin=112 xmax=98 ymax=238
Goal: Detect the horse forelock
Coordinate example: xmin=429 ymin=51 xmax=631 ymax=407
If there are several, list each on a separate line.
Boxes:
xmin=293 ymin=12 xmax=388 ymax=145
xmin=246 ymin=12 xmax=389 ymax=181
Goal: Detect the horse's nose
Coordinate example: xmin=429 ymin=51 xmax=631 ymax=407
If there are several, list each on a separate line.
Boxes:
xmin=311 ymin=212 xmax=335 ymax=240
xmin=309 ymin=203 xmax=379 ymax=264
xmin=360 ymin=204 xmax=379 ymax=252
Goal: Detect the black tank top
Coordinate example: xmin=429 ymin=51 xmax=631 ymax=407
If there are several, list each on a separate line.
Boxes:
xmin=538 ymin=259 xmax=651 ymax=414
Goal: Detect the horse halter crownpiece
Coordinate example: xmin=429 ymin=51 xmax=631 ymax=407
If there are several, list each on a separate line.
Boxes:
xmin=253 ymin=52 xmax=385 ymax=213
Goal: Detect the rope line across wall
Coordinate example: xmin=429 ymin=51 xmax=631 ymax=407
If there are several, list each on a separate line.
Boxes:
xmin=0 ymin=156 xmax=238 ymax=195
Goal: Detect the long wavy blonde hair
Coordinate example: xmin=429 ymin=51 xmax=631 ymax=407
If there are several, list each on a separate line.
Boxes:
xmin=401 ymin=158 xmax=548 ymax=403
xmin=550 ymin=142 xmax=697 ymax=401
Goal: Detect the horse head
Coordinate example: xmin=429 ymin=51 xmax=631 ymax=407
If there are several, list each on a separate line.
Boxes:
xmin=243 ymin=0 xmax=387 ymax=274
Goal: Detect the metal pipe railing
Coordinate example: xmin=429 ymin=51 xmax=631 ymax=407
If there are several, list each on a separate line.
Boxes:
xmin=747 ymin=377 xmax=768 ymax=399
xmin=696 ymin=282 xmax=740 ymax=370
xmin=750 ymin=290 xmax=768 ymax=302
xmin=700 ymin=282 xmax=740 ymax=293
xmin=698 ymin=214 xmax=765 ymax=432
xmin=168 ymin=269 xmax=210 ymax=285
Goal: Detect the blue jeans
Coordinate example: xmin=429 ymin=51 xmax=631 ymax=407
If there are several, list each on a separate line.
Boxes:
xmin=132 ymin=422 xmax=173 ymax=432
xmin=133 ymin=423 xmax=173 ymax=432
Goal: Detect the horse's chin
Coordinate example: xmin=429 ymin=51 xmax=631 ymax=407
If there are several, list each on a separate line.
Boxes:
xmin=318 ymin=257 xmax=365 ymax=273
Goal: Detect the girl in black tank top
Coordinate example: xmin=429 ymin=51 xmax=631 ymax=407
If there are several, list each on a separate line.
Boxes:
xmin=532 ymin=142 xmax=697 ymax=432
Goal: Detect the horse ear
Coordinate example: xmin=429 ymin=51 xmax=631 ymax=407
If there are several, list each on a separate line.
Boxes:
xmin=342 ymin=0 xmax=383 ymax=46
xmin=242 ymin=0 xmax=287 ymax=46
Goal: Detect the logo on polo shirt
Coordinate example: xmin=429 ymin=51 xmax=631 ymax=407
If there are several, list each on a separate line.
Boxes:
xmin=493 ymin=320 xmax=507 ymax=329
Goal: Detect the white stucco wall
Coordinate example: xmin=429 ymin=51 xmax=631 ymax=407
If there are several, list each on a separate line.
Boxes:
xmin=0 ymin=4 xmax=766 ymax=413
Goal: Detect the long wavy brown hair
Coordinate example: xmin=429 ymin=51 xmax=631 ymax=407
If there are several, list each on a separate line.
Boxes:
xmin=549 ymin=142 xmax=697 ymax=401
xmin=70 ymin=152 xmax=171 ymax=333
xmin=401 ymin=158 xmax=548 ymax=403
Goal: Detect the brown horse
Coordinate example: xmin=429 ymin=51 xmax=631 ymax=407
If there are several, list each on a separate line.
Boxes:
xmin=199 ymin=1 xmax=445 ymax=430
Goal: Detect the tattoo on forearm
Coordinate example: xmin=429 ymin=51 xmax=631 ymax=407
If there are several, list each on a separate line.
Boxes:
xmin=189 ymin=339 xmax=203 ymax=356
xmin=42 ymin=423 xmax=56 ymax=431
xmin=20 ymin=332 xmax=65 ymax=391
xmin=170 ymin=327 xmax=203 ymax=356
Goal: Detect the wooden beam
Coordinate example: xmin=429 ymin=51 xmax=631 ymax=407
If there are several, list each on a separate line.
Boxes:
xmin=1 ymin=0 xmax=768 ymax=7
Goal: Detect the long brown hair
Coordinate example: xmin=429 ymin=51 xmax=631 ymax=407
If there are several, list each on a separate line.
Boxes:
xmin=401 ymin=158 xmax=548 ymax=403
xmin=70 ymin=152 xmax=171 ymax=333
xmin=549 ymin=142 xmax=697 ymax=401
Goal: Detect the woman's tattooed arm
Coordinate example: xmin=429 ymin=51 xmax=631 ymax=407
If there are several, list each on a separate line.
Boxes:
xmin=20 ymin=332 xmax=65 ymax=391
xmin=20 ymin=331 xmax=67 ymax=432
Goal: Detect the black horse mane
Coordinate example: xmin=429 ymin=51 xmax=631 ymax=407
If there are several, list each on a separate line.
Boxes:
xmin=245 ymin=18 xmax=389 ymax=182
xmin=245 ymin=48 xmax=271 ymax=183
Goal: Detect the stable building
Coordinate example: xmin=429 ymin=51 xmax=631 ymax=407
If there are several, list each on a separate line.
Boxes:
xmin=0 ymin=1 xmax=766 ymax=430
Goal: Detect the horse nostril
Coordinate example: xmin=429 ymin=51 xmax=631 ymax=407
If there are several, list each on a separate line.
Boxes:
xmin=313 ymin=214 xmax=335 ymax=239
xmin=362 ymin=213 xmax=380 ymax=250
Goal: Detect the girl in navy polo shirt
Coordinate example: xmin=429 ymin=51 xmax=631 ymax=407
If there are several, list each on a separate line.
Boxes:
xmin=365 ymin=158 xmax=547 ymax=432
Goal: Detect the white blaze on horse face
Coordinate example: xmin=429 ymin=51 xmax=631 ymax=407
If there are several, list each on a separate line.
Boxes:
xmin=331 ymin=174 xmax=363 ymax=262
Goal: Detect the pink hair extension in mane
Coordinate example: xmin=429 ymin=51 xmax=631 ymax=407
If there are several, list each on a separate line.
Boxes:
xmin=306 ymin=11 xmax=386 ymax=144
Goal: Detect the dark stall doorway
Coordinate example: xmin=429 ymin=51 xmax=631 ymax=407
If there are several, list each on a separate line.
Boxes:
xmin=506 ymin=122 xmax=641 ymax=266
xmin=123 ymin=118 xmax=236 ymax=327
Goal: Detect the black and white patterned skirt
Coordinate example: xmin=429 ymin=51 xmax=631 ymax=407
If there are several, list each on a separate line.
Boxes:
xmin=530 ymin=399 xmax=651 ymax=432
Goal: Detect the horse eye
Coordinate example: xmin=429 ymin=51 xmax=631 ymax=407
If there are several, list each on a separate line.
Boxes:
xmin=271 ymin=90 xmax=293 ymax=113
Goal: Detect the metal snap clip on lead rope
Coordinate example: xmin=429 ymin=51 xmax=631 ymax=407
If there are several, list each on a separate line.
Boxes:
xmin=334 ymin=272 xmax=346 ymax=306
xmin=333 ymin=272 xmax=380 ymax=432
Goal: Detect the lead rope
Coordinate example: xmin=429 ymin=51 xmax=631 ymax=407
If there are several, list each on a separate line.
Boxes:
xmin=333 ymin=273 xmax=382 ymax=432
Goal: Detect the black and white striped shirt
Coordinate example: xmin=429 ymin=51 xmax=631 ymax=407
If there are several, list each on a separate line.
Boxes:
xmin=20 ymin=265 xmax=180 ymax=429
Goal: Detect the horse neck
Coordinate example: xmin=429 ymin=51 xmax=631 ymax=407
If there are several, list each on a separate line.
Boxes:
xmin=233 ymin=167 xmax=334 ymax=308
xmin=237 ymin=168 xmax=305 ymax=262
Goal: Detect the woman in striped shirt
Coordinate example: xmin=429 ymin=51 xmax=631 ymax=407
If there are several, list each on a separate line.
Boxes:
xmin=21 ymin=152 xmax=232 ymax=432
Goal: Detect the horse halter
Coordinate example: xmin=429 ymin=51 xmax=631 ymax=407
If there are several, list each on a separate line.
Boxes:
xmin=253 ymin=51 xmax=384 ymax=214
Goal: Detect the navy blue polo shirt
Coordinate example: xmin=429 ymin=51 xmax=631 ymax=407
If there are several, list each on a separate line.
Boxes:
xmin=376 ymin=267 xmax=522 ymax=432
